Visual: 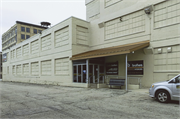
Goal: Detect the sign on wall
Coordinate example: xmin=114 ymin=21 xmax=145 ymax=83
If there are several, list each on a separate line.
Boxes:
xmin=106 ymin=61 xmax=118 ymax=75
xmin=128 ymin=60 xmax=143 ymax=75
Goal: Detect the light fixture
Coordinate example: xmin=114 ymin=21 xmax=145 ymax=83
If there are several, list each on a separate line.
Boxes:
xmin=120 ymin=17 xmax=122 ymax=22
xmin=167 ymin=47 xmax=172 ymax=53
xmin=158 ymin=48 xmax=162 ymax=54
xmin=144 ymin=5 xmax=153 ymax=14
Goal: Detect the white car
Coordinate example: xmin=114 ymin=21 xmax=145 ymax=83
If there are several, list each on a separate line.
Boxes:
xmin=149 ymin=74 xmax=180 ymax=103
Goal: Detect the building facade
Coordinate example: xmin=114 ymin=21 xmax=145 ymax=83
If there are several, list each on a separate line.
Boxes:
xmin=2 ymin=21 xmax=47 ymax=51
xmin=2 ymin=0 xmax=180 ymax=89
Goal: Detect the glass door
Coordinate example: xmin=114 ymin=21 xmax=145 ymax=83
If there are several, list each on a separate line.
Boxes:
xmin=83 ymin=65 xmax=86 ymax=83
xmin=89 ymin=65 xmax=93 ymax=83
xmin=94 ymin=65 xmax=98 ymax=83
xmin=99 ymin=65 xmax=105 ymax=83
xmin=78 ymin=65 xmax=81 ymax=83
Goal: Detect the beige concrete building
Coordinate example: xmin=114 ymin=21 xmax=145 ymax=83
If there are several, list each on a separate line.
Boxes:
xmin=2 ymin=21 xmax=47 ymax=51
xmin=2 ymin=0 xmax=180 ymax=89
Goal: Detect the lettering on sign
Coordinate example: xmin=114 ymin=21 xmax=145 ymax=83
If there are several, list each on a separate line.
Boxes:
xmin=106 ymin=61 xmax=118 ymax=75
xmin=128 ymin=60 xmax=143 ymax=75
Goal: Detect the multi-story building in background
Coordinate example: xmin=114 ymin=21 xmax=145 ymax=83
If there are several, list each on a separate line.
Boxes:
xmin=2 ymin=21 xmax=47 ymax=51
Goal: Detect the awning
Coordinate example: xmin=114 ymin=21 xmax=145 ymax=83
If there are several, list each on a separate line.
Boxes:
xmin=70 ymin=40 xmax=150 ymax=60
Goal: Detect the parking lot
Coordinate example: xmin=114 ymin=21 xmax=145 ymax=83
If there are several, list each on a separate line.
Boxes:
xmin=0 ymin=81 xmax=179 ymax=119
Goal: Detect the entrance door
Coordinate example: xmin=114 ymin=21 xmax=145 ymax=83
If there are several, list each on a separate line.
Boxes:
xmin=94 ymin=65 xmax=98 ymax=83
xmin=83 ymin=65 xmax=86 ymax=83
xmin=99 ymin=65 xmax=105 ymax=83
xmin=88 ymin=64 xmax=105 ymax=84
xmin=73 ymin=64 xmax=86 ymax=83
xmin=89 ymin=65 xmax=93 ymax=83
xmin=73 ymin=63 xmax=105 ymax=84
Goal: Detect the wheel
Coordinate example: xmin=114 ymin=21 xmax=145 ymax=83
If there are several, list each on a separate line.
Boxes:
xmin=156 ymin=90 xmax=170 ymax=103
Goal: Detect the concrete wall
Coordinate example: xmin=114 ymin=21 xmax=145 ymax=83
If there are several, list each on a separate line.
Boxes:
xmin=2 ymin=17 xmax=90 ymax=88
xmin=84 ymin=0 xmax=180 ymax=87
xmin=105 ymin=49 xmax=154 ymax=88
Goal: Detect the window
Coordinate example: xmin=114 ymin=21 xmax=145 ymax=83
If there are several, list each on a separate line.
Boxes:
xmin=21 ymin=34 xmax=25 ymax=39
xmin=38 ymin=30 xmax=42 ymax=33
xmin=15 ymin=27 xmax=17 ymax=34
xmin=21 ymin=27 xmax=25 ymax=32
xmin=26 ymin=28 xmax=30 ymax=33
xmin=26 ymin=35 xmax=30 ymax=39
xmin=175 ymin=76 xmax=180 ymax=83
xmin=33 ymin=29 xmax=37 ymax=34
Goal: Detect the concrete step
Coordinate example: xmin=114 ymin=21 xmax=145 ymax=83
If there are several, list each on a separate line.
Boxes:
xmin=88 ymin=84 xmax=97 ymax=88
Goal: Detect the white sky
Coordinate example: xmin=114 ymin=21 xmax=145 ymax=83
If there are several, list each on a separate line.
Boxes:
xmin=0 ymin=0 xmax=86 ymax=52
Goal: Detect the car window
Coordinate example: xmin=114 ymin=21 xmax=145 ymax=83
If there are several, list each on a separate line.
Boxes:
xmin=175 ymin=76 xmax=180 ymax=83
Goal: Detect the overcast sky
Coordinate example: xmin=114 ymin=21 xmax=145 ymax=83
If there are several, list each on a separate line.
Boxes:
xmin=0 ymin=0 xmax=86 ymax=52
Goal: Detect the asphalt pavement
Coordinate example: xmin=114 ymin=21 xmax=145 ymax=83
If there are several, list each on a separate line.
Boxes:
xmin=0 ymin=81 xmax=179 ymax=119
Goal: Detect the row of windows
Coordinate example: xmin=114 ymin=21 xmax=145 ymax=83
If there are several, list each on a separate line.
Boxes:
xmin=21 ymin=26 xmax=42 ymax=34
xmin=21 ymin=34 xmax=30 ymax=40
xmin=21 ymin=27 xmax=30 ymax=33
xmin=34 ymin=29 xmax=42 ymax=34
xmin=2 ymin=37 xmax=17 ymax=48
xmin=2 ymin=44 xmax=16 ymax=51
xmin=2 ymin=27 xmax=17 ymax=42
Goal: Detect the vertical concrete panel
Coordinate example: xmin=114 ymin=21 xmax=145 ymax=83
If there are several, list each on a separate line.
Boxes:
xmin=54 ymin=26 xmax=69 ymax=47
xmin=41 ymin=34 xmax=51 ymax=51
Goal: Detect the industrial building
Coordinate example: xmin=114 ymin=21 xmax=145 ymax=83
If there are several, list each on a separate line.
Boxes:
xmin=2 ymin=21 xmax=47 ymax=51
xmin=2 ymin=0 xmax=180 ymax=89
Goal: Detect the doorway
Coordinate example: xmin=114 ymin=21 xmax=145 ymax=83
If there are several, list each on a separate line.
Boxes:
xmin=73 ymin=64 xmax=86 ymax=83
xmin=89 ymin=64 xmax=105 ymax=84
xmin=73 ymin=58 xmax=105 ymax=84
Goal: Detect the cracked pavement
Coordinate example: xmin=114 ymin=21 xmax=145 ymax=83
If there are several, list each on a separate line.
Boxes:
xmin=0 ymin=81 xmax=179 ymax=119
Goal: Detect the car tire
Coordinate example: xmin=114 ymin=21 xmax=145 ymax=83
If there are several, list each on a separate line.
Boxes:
xmin=156 ymin=90 xmax=170 ymax=103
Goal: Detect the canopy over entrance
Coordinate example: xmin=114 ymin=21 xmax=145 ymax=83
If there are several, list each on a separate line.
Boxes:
xmin=70 ymin=40 xmax=150 ymax=60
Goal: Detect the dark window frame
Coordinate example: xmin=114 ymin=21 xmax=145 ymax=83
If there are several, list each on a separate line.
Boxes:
xmin=21 ymin=27 xmax=25 ymax=32
xmin=26 ymin=35 xmax=30 ymax=39
xmin=21 ymin=34 xmax=25 ymax=39
xmin=38 ymin=30 xmax=42 ymax=33
xmin=33 ymin=29 xmax=37 ymax=34
xmin=26 ymin=27 xmax=30 ymax=33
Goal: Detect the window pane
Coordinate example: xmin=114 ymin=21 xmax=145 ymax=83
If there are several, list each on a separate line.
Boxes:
xmin=15 ymin=27 xmax=17 ymax=34
xmin=83 ymin=65 xmax=86 ymax=83
xmin=21 ymin=34 xmax=25 ymax=39
xmin=21 ymin=27 xmax=25 ymax=32
xmin=26 ymin=28 xmax=30 ymax=33
xmin=78 ymin=65 xmax=81 ymax=83
xmin=73 ymin=66 xmax=77 ymax=82
xmin=38 ymin=30 xmax=42 ymax=33
xmin=26 ymin=35 xmax=30 ymax=39
xmin=33 ymin=29 xmax=37 ymax=34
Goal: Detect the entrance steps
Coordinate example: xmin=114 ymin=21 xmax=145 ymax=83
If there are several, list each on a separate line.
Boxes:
xmin=88 ymin=84 xmax=139 ymax=89
xmin=88 ymin=83 xmax=97 ymax=88
xmin=88 ymin=83 xmax=109 ymax=88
